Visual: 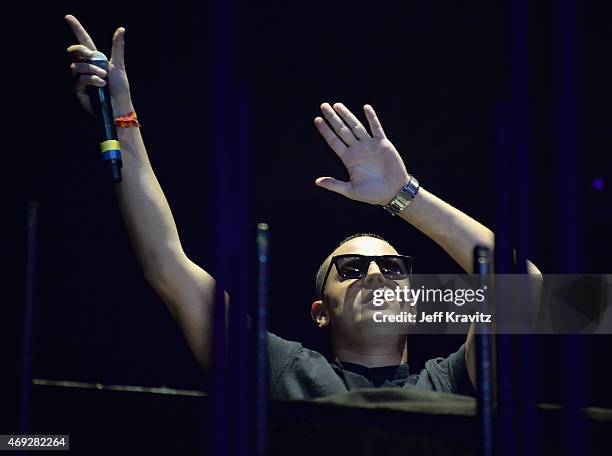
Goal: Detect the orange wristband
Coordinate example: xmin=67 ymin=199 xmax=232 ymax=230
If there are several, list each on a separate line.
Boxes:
xmin=114 ymin=111 xmax=141 ymax=128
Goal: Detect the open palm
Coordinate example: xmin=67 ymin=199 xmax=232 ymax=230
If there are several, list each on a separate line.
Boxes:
xmin=314 ymin=103 xmax=410 ymax=205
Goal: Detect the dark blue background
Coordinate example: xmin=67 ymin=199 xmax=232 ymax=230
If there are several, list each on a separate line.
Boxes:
xmin=5 ymin=0 xmax=612 ymax=430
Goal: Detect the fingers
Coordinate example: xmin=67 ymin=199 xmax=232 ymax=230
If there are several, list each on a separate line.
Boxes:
xmin=67 ymin=44 xmax=95 ymax=61
xmin=65 ymin=15 xmax=97 ymax=51
xmin=73 ymin=73 xmax=103 ymax=114
xmin=75 ymin=74 xmax=106 ymax=90
xmin=111 ymin=27 xmax=125 ymax=69
xmin=315 ymin=177 xmax=352 ymax=198
xmin=363 ymin=104 xmax=387 ymax=139
xmin=314 ymin=117 xmax=347 ymax=158
xmin=333 ymin=103 xmax=370 ymax=140
xmin=70 ymin=62 xmax=107 ymax=79
xmin=320 ymin=103 xmax=357 ymax=146
xmin=70 ymin=59 xmax=107 ymax=89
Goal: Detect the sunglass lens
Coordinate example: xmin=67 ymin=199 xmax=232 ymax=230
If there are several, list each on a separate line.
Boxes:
xmin=379 ymin=257 xmax=409 ymax=279
xmin=336 ymin=256 xmax=367 ymax=278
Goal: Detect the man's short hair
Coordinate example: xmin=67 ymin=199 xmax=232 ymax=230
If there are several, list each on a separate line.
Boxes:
xmin=314 ymin=233 xmax=390 ymax=300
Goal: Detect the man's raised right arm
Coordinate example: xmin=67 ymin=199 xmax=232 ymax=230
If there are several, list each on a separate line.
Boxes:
xmin=65 ymin=15 xmax=215 ymax=370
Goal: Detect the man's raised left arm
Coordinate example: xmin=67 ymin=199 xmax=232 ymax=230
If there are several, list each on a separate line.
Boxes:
xmin=313 ymin=102 xmax=542 ymax=390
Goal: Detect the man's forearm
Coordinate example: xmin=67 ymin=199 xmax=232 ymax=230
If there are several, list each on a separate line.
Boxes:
xmin=111 ymin=102 xmax=221 ymax=369
xmin=402 ymin=187 xmax=542 ymax=391
xmin=399 ymin=188 xmax=494 ymax=273
xmin=112 ymin=100 xmax=184 ymax=278
xmin=401 ymin=187 xmax=542 ymax=275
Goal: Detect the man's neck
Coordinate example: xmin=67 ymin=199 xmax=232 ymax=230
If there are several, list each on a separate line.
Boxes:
xmin=333 ymin=335 xmax=408 ymax=368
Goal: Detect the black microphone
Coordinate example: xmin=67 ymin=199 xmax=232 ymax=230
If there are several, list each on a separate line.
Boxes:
xmin=87 ymin=51 xmax=122 ymax=183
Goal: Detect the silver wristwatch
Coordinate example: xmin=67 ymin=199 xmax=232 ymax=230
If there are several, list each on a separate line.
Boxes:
xmin=382 ymin=175 xmax=420 ymax=216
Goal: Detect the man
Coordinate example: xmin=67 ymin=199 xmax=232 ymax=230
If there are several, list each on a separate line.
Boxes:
xmin=65 ymin=15 xmax=541 ymax=400
xmin=269 ymin=232 xmax=477 ymax=400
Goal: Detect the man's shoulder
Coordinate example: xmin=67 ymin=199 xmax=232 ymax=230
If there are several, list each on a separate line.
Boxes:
xmin=267 ymin=331 xmax=311 ymax=378
xmin=267 ymin=331 xmax=329 ymax=366
xmin=267 ymin=331 xmax=346 ymax=400
xmin=267 ymin=331 xmax=303 ymax=356
xmin=419 ymin=343 xmax=474 ymax=396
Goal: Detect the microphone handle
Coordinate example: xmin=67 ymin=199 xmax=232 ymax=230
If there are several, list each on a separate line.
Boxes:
xmin=87 ymin=74 xmax=123 ymax=183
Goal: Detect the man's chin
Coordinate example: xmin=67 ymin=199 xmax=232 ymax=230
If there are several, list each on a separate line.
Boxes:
xmin=359 ymin=304 xmax=401 ymax=315
xmin=356 ymin=307 xmax=411 ymax=336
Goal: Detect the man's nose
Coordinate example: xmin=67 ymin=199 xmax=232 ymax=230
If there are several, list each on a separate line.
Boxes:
xmin=363 ymin=261 xmax=385 ymax=289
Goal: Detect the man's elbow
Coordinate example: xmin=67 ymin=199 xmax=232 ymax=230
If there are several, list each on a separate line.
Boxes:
xmin=527 ymin=259 xmax=542 ymax=277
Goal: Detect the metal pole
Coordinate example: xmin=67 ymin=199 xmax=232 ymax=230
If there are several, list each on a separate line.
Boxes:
xmin=19 ymin=201 xmax=39 ymax=439
xmin=493 ymin=101 xmax=517 ymax=456
xmin=510 ymin=1 xmax=540 ymax=454
xmin=255 ymin=223 xmax=269 ymax=456
xmin=557 ymin=0 xmax=588 ymax=453
xmin=474 ymin=246 xmax=493 ymax=456
xmin=209 ymin=0 xmax=252 ymax=454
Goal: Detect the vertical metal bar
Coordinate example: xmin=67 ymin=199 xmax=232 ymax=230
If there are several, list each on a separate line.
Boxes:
xmin=493 ymin=103 xmax=513 ymax=273
xmin=558 ymin=3 xmax=582 ymax=274
xmin=493 ymin=101 xmax=516 ymax=456
xmin=19 ymin=201 xmax=39 ymax=438
xmin=255 ymin=223 xmax=269 ymax=456
xmin=232 ymin=86 xmax=253 ymax=456
xmin=474 ymin=246 xmax=493 ymax=456
xmin=512 ymin=0 xmax=532 ymax=270
xmin=517 ymin=335 xmax=539 ymax=456
xmin=210 ymin=0 xmax=247 ymax=455
xmin=557 ymin=0 xmax=588 ymax=454
xmin=511 ymin=0 xmax=540 ymax=454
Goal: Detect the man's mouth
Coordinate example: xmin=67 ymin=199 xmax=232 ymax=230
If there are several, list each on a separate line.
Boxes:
xmin=360 ymin=289 xmax=389 ymax=309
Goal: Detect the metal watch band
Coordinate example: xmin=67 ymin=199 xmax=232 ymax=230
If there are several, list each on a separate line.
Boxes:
xmin=382 ymin=175 xmax=420 ymax=216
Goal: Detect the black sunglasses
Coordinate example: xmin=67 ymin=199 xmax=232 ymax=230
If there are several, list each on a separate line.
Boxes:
xmin=319 ymin=254 xmax=414 ymax=299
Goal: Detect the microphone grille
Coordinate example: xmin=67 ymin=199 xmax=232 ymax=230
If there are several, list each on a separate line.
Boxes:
xmin=89 ymin=51 xmax=109 ymax=71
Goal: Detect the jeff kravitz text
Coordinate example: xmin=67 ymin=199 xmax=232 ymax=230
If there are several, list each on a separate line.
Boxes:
xmin=372 ymin=311 xmax=492 ymax=323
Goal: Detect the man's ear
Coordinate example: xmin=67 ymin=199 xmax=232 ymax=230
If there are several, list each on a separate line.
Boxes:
xmin=311 ymin=300 xmax=330 ymax=328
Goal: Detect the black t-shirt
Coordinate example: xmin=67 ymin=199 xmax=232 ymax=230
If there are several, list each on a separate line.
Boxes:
xmin=268 ymin=332 xmax=475 ymax=400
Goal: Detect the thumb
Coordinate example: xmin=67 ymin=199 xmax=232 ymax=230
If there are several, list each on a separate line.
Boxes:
xmin=315 ymin=177 xmax=352 ymax=198
xmin=111 ymin=27 xmax=126 ymax=68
